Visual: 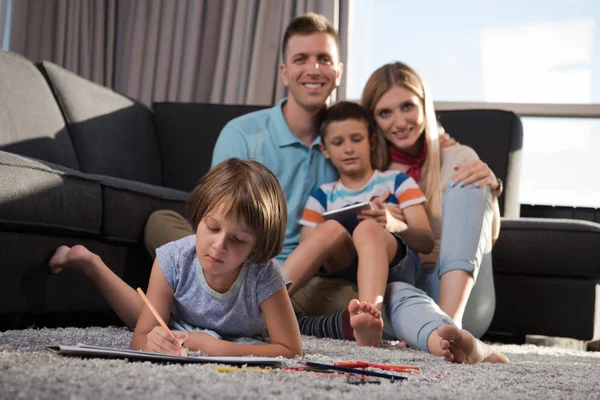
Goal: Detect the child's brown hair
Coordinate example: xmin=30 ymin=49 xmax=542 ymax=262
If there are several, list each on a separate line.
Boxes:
xmin=319 ymin=101 xmax=375 ymax=142
xmin=186 ymin=159 xmax=287 ymax=263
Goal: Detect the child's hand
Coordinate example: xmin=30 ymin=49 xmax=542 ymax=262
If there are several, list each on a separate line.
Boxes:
xmin=146 ymin=326 xmax=188 ymax=355
xmin=359 ymin=192 xmax=390 ymax=224
xmin=184 ymin=331 xmax=223 ymax=355
xmin=384 ymin=203 xmax=405 ymax=223
xmin=359 ymin=192 xmax=408 ymax=233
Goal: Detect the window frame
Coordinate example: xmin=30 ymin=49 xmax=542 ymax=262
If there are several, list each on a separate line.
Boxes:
xmin=434 ymin=102 xmax=600 ymax=119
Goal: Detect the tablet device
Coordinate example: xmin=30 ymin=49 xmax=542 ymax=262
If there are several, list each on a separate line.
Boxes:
xmin=322 ymin=202 xmax=373 ymax=232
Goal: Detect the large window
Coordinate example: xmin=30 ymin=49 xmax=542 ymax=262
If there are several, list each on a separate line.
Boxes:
xmin=0 ymin=0 xmax=11 ymax=51
xmin=347 ymin=0 xmax=600 ymax=207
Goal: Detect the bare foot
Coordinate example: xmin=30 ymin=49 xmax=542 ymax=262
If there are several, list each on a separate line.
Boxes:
xmin=49 ymin=245 xmax=97 ymax=274
xmin=437 ymin=324 xmax=510 ymax=364
xmin=348 ymin=299 xmax=383 ymax=347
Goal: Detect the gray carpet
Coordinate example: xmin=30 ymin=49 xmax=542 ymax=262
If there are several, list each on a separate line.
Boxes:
xmin=1 ymin=326 xmax=599 ymax=399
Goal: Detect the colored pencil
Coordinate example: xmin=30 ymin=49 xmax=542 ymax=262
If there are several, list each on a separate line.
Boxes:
xmin=304 ymin=361 xmax=406 ymax=381
xmin=136 ymin=287 xmax=186 ymax=356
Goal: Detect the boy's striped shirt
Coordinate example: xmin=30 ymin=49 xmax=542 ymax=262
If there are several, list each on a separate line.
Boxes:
xmin=300 ymin=170 xmax=426 ymax=228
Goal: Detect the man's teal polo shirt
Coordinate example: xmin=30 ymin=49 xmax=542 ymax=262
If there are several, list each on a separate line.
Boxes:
xmin=211 ymin=98 xmax=338 ymax=264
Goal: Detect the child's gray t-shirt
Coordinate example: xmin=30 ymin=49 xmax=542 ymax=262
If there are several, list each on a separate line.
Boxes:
xmin=155 ymin=235 xmax=290 ymax=339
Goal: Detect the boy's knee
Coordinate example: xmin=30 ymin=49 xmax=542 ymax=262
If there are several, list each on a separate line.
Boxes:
xmin=352 ymin=219 xmax=385 ymax=243
xmin=317 ymin=219 xmax=349 ymax=240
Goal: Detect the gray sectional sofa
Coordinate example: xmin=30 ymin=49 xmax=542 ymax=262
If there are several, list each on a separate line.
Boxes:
xmin=1 ymin=49 xmax=599 ymax=343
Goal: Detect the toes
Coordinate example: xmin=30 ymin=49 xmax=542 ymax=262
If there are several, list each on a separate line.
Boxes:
xmin=368 ymin=306 xmax=380 ymax=318
xmin=49 ymin=246 xmax=71 ymax=272
xmin=437 ymin=324 xmax=460 ymax=342
xmin=49 ymin=245 xmax=70 ymax=264
xmin=358 ymin=301 xmax=369 ymax=312
xmin=448 ymin=342 xmax=467 ymax=363
xmin=49 ymin=266 xmax=63 ymax=274
xmin=440 ymin=338 xmax=450 ymax=351
xmin=442 ymin=348 xmax=454 ymax=362
xmin=348 ymin=299 xmax=361 ymax=314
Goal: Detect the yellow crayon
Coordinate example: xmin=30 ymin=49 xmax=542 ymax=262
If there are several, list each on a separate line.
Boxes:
xmin=213 ymin=366 xmax=271 ymax=373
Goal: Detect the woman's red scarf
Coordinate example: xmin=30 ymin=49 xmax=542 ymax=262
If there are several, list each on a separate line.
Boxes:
xmin=388 ymin=141 xmax=428 ymax=182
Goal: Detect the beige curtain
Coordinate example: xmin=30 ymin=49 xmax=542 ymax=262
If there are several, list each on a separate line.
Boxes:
xmin=9 ymin=0 xmax=117 ymax=87
xmin=8 ymin=0 xmax=348 ymax=106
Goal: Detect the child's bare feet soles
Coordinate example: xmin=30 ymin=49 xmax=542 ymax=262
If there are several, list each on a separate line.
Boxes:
xmin=348 ymin=299 xmax=383 ymax=347
xmin=437 ymin=324 xmax=510 ymax=364
xmin=49 ymin=245 xmax=96 ymax=274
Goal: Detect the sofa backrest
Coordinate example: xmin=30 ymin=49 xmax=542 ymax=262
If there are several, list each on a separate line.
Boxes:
xmin=153 ymin=102 xmax=268 ymax=192
xmin=153 ymin=103 xmax=524 ymax=217
xmin=39 ymin=61 xmax=163 ymax=186
xmin=437 ymin=109 xmax=523 ymax=218
xmin=0 ymin=51 xmax=80 ymax=170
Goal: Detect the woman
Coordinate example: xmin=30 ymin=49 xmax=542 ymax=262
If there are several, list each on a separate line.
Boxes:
xmin=361 ymin=61 xmax=502 ymax=339
xmin=296 ymin=61 xmax=507 ymax=363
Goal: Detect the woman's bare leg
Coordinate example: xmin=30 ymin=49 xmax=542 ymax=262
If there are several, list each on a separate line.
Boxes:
xmin=49 ymin=245 xmax=142 ymax=327
xmin=438 ymin=270 xmax=473 ymax=327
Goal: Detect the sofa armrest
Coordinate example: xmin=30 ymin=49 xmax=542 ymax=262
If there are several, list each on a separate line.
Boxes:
xmin=89 ymin=173 xmax=189 ymax=242
xmin=493 ymin=217 xmax=600 ymax=278
xmin=0 ymin=150 xmax=102 ymax=234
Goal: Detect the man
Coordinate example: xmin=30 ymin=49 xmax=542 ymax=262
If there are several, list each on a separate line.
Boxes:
xmin=144 ymin=13 xmax=357 ymax=325
xmin=144 ymin=13 xmax=460 ymax=343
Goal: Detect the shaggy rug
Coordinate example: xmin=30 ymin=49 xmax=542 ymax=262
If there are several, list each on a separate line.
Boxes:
xmin=1 ymin=326 xmax=599 ymax=399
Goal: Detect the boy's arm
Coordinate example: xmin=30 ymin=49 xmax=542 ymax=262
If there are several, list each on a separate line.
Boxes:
xmin=397 ymin=204 xmax=434 ymax=254
xmin=297 ymin=188 xmax=326 ymax=243
xmin=368 ymin=196 xmax=434 ymax=254
xmin=183 ymin=288 xmax=302 ymax=358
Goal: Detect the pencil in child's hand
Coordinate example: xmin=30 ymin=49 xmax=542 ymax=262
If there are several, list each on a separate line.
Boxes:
xmin=136 ymin=287 xmax=187 ymax=356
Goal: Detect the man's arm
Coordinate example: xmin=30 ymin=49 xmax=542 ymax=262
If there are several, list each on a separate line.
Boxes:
xmin=211 ymin=124 xmax=251 ymax=167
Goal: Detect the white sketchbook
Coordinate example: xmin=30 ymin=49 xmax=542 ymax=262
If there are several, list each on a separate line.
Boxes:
xmin=46 ymin=344 xmax=284 ymax=366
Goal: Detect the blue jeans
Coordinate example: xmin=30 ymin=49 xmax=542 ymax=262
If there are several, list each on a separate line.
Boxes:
xmin=382 ymin=183 xmax=495 ymax=351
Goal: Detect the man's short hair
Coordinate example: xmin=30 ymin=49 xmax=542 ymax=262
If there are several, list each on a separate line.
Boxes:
xmin=319 ymin=101 xmax=374 ymax=141
xmin=281 ymin=12 xmax=340 ymax=62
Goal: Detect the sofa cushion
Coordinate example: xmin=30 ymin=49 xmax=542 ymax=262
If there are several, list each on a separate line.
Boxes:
xmin=493 ymin=217 xmax=600 ymax=278
xmin=92 ymin=174 xmax=188 ymax=241
xmin=437 ymin=110 xmax=523 ymax=218
xmin=0 ymin=151 xmax=102 ymax=234
xmin=0 ymin=51 xmax=80 ymax=170
xmin=40 ymin=61 xmax=163 ymax=186
xmin=153 ymin=102 xmax=267 ymax=192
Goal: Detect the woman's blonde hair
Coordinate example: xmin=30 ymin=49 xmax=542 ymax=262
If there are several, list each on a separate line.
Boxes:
xmin=186 ymin=159 xmax=287 ymax=263
xmin=361 ymin=61 xmax=442 ymax=217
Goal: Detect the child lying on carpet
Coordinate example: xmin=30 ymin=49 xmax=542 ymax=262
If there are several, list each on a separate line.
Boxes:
xmin=49 ymin=159 xmax=302 ymax=358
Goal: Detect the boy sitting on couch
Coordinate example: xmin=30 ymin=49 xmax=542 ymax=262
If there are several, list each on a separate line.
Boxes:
xmin=281 ymin=101 xmax=434 ymax=347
